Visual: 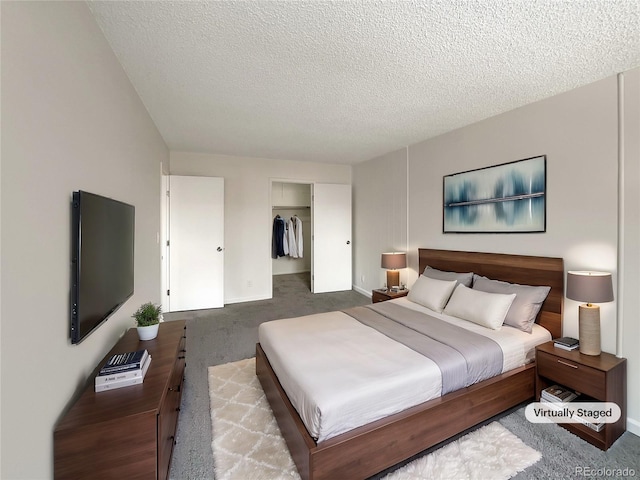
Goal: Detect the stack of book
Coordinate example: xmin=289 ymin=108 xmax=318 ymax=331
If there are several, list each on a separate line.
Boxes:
xmin=541 ymin=385 xmax=604 ymax=432
xmin=95 ymin=349 xmax=151 ymax=392
xmin=578 ymin=416 xmax=605 ymax=432
xmin=541 ymin=384 xmax=579 ymax=403
xmin=554 ymin=337 xmax=579 ymax=351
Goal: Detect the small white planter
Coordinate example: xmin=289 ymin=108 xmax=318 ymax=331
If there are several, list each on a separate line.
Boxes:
xmin=137 ymin=323 xmax=159 ymax=341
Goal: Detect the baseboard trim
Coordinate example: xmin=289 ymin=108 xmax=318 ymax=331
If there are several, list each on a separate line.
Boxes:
xmin=353 ymin=285 xmax=371 ymax=297
xmin=225 ymin=294 xmax=271 ymax=304
xmin=627 ymin=416 xmax=640 ymax=437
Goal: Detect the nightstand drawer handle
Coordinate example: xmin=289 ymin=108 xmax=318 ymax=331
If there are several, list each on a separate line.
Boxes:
xmin=557 ymin=359 xmax=578 ymax=369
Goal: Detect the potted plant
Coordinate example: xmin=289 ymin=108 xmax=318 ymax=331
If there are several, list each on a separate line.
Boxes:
xmin=133 ymin=302 xmax=162 ymax=340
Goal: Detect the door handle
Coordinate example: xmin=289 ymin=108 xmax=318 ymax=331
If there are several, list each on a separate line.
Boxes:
xmin=217 ymin=246 xmax=223 ymax=252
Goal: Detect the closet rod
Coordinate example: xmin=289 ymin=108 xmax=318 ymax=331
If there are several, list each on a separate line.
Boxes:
xmin=272 ymin=206 xmax=310 ymax=209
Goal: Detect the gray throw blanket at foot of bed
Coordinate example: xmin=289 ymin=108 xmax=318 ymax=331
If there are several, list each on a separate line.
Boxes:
xmin=343 ymin=302 xmax=503 ymax=394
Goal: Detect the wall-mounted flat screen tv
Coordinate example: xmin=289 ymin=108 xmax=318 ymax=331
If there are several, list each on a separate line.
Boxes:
xmin=71 ymin=191 xmax=135 ymax=344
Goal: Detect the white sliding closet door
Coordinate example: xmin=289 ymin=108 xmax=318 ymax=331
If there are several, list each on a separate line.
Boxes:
xmin=168 ymin=175 xmax=224 ymax=311
xmin=312 ymin=183 xmax=352 ymax=293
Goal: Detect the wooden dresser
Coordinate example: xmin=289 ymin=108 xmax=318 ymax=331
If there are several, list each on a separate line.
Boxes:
xmin=54 ymin=320 xmax=186 ymax=479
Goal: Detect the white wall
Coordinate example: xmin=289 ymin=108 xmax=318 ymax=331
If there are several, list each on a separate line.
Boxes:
xmin=408 ymin=75 xmax=619 ymax=346
xmin=1 ymin=3 xmax=168 ymax=478
xmin=620 ymin=68 xmax=640 ymax=435
xmin=169 ymin=152 xmax=351 ymax=303
xmin=352 ymin=148 xmax=408 ymax=294
xmin=353 ymin=69 xmax=639 ymax=436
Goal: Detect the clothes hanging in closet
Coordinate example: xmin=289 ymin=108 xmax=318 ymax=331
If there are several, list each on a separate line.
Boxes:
xmin=287 ymin=217 xmax=298 ymax=258
xmin=272 ymin=215 xmax=303 ymax=259
xmin=272 ymin=215 xmax=286 ymax=258
xmin=285 ymin=215 xmax=304 ymax=259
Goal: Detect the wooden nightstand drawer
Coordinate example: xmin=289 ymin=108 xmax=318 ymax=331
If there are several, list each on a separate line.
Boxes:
xmin=537 ymin=350 xmax=605 ymax=399
xmin=372 ymin=290 xmax=389 ymax=303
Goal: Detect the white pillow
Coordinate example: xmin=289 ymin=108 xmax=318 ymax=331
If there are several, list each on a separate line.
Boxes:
xmin=407 ymin=275 xmax=457 ymax=313
xmin=443 ymin=284 xmax=516 ymax=330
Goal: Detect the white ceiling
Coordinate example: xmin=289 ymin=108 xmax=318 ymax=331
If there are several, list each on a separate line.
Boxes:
xmin=88 ymin=1 xmax=640 ymax=165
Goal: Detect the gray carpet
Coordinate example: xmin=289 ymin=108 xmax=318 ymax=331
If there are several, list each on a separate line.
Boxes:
xmin=167 ymin=273 xmax=640 ymax=480
xmin=166 ymin=273 xmax=370 ymax=480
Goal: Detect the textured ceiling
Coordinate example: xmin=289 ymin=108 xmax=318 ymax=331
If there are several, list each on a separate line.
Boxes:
xmin=88 ymin=1 xmax=640 ymax=165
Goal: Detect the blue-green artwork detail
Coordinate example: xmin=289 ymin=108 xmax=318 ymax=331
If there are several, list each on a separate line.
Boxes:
xmin=443 ymin=156 xmax=546 ymax=233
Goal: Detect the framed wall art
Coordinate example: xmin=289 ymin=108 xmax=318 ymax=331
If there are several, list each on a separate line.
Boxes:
xmin=443 ymin=155 xmax=546 ymax=233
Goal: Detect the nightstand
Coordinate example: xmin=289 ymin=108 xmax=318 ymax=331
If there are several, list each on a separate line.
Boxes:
xmin=535 ymin=342 xmax=626 ymax=450
xmin=372 ymin=289 xmax=409 ymax=303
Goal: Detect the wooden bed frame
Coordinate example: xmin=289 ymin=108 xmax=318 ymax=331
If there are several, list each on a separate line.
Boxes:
xmin=256 ymin=249 xmax=564 ymax=480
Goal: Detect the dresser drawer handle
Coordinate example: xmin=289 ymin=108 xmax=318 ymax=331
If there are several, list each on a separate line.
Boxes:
xmin=557 ymin=359 xmax=578 ymax=369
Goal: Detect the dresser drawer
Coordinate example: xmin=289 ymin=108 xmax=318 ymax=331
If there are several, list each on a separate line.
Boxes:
xmin=537 ymin=351 xmax=605 ymax=399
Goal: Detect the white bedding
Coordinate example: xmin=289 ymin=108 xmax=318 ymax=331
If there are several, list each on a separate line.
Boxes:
xmin=258 ymin=297 xmax=551 ymax=443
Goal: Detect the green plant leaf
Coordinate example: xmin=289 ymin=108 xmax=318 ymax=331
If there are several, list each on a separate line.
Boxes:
xmin=132 ymin=302 xmax=162 ymax=327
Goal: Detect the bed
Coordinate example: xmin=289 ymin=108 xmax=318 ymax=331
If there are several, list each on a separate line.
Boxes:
xmin=256 ymin=249 xmax=564 ymax=480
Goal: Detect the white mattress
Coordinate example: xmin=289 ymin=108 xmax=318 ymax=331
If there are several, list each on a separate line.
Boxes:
xmin=258 ymin=298 xmax=551 ymax=442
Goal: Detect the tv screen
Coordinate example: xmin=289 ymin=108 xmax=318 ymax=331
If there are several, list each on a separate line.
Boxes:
xmin=71 ymin=191 xmax=135 ymax=344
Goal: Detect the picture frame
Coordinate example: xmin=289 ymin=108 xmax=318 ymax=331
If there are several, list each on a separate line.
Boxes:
xmin=443 ymin=155 xmax=546 ymax=233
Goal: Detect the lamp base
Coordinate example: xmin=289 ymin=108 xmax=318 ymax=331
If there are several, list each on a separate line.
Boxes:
xmin=578 ymin=304 xmax=601 ymax=356
xmin=386 ymin=270 xmax=399 ymax=289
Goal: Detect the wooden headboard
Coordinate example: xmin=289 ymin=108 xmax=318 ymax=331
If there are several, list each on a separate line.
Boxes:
xmin=418 ymin=249 xmax=564 ymax=339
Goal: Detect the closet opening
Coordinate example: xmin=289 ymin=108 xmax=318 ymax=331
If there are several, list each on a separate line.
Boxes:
xmin=271 ymin=181 xmax=312 ymax=295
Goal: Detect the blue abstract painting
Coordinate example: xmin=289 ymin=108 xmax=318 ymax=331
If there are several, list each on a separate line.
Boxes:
xmin=443 ymin=156 xmax=546 ymax=233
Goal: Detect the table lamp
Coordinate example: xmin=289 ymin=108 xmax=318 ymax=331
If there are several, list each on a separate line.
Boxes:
xmin=381 ymin=252 xmax=406 ymax=289
xmin=566 ymin=271 xmax=614 ymax=356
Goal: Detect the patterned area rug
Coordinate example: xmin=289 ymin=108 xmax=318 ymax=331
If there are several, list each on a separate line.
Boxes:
xmin=209 ymin=358 xmax=542 ymax=480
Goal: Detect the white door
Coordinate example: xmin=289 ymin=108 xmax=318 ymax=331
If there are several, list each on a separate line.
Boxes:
xmin=312 ymin=183 xmax=352 ymax=293
xmin=160 ymin=173 xmax=170 ymax=313
xmin=168 ymin=176 xmax=224 ymax=311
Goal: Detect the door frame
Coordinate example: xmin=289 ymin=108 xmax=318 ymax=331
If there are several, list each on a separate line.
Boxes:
xmin=160 ymin=171 xmax=170 ymax=313
xmin=269 ymin=178 xmax=313 ymax=296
